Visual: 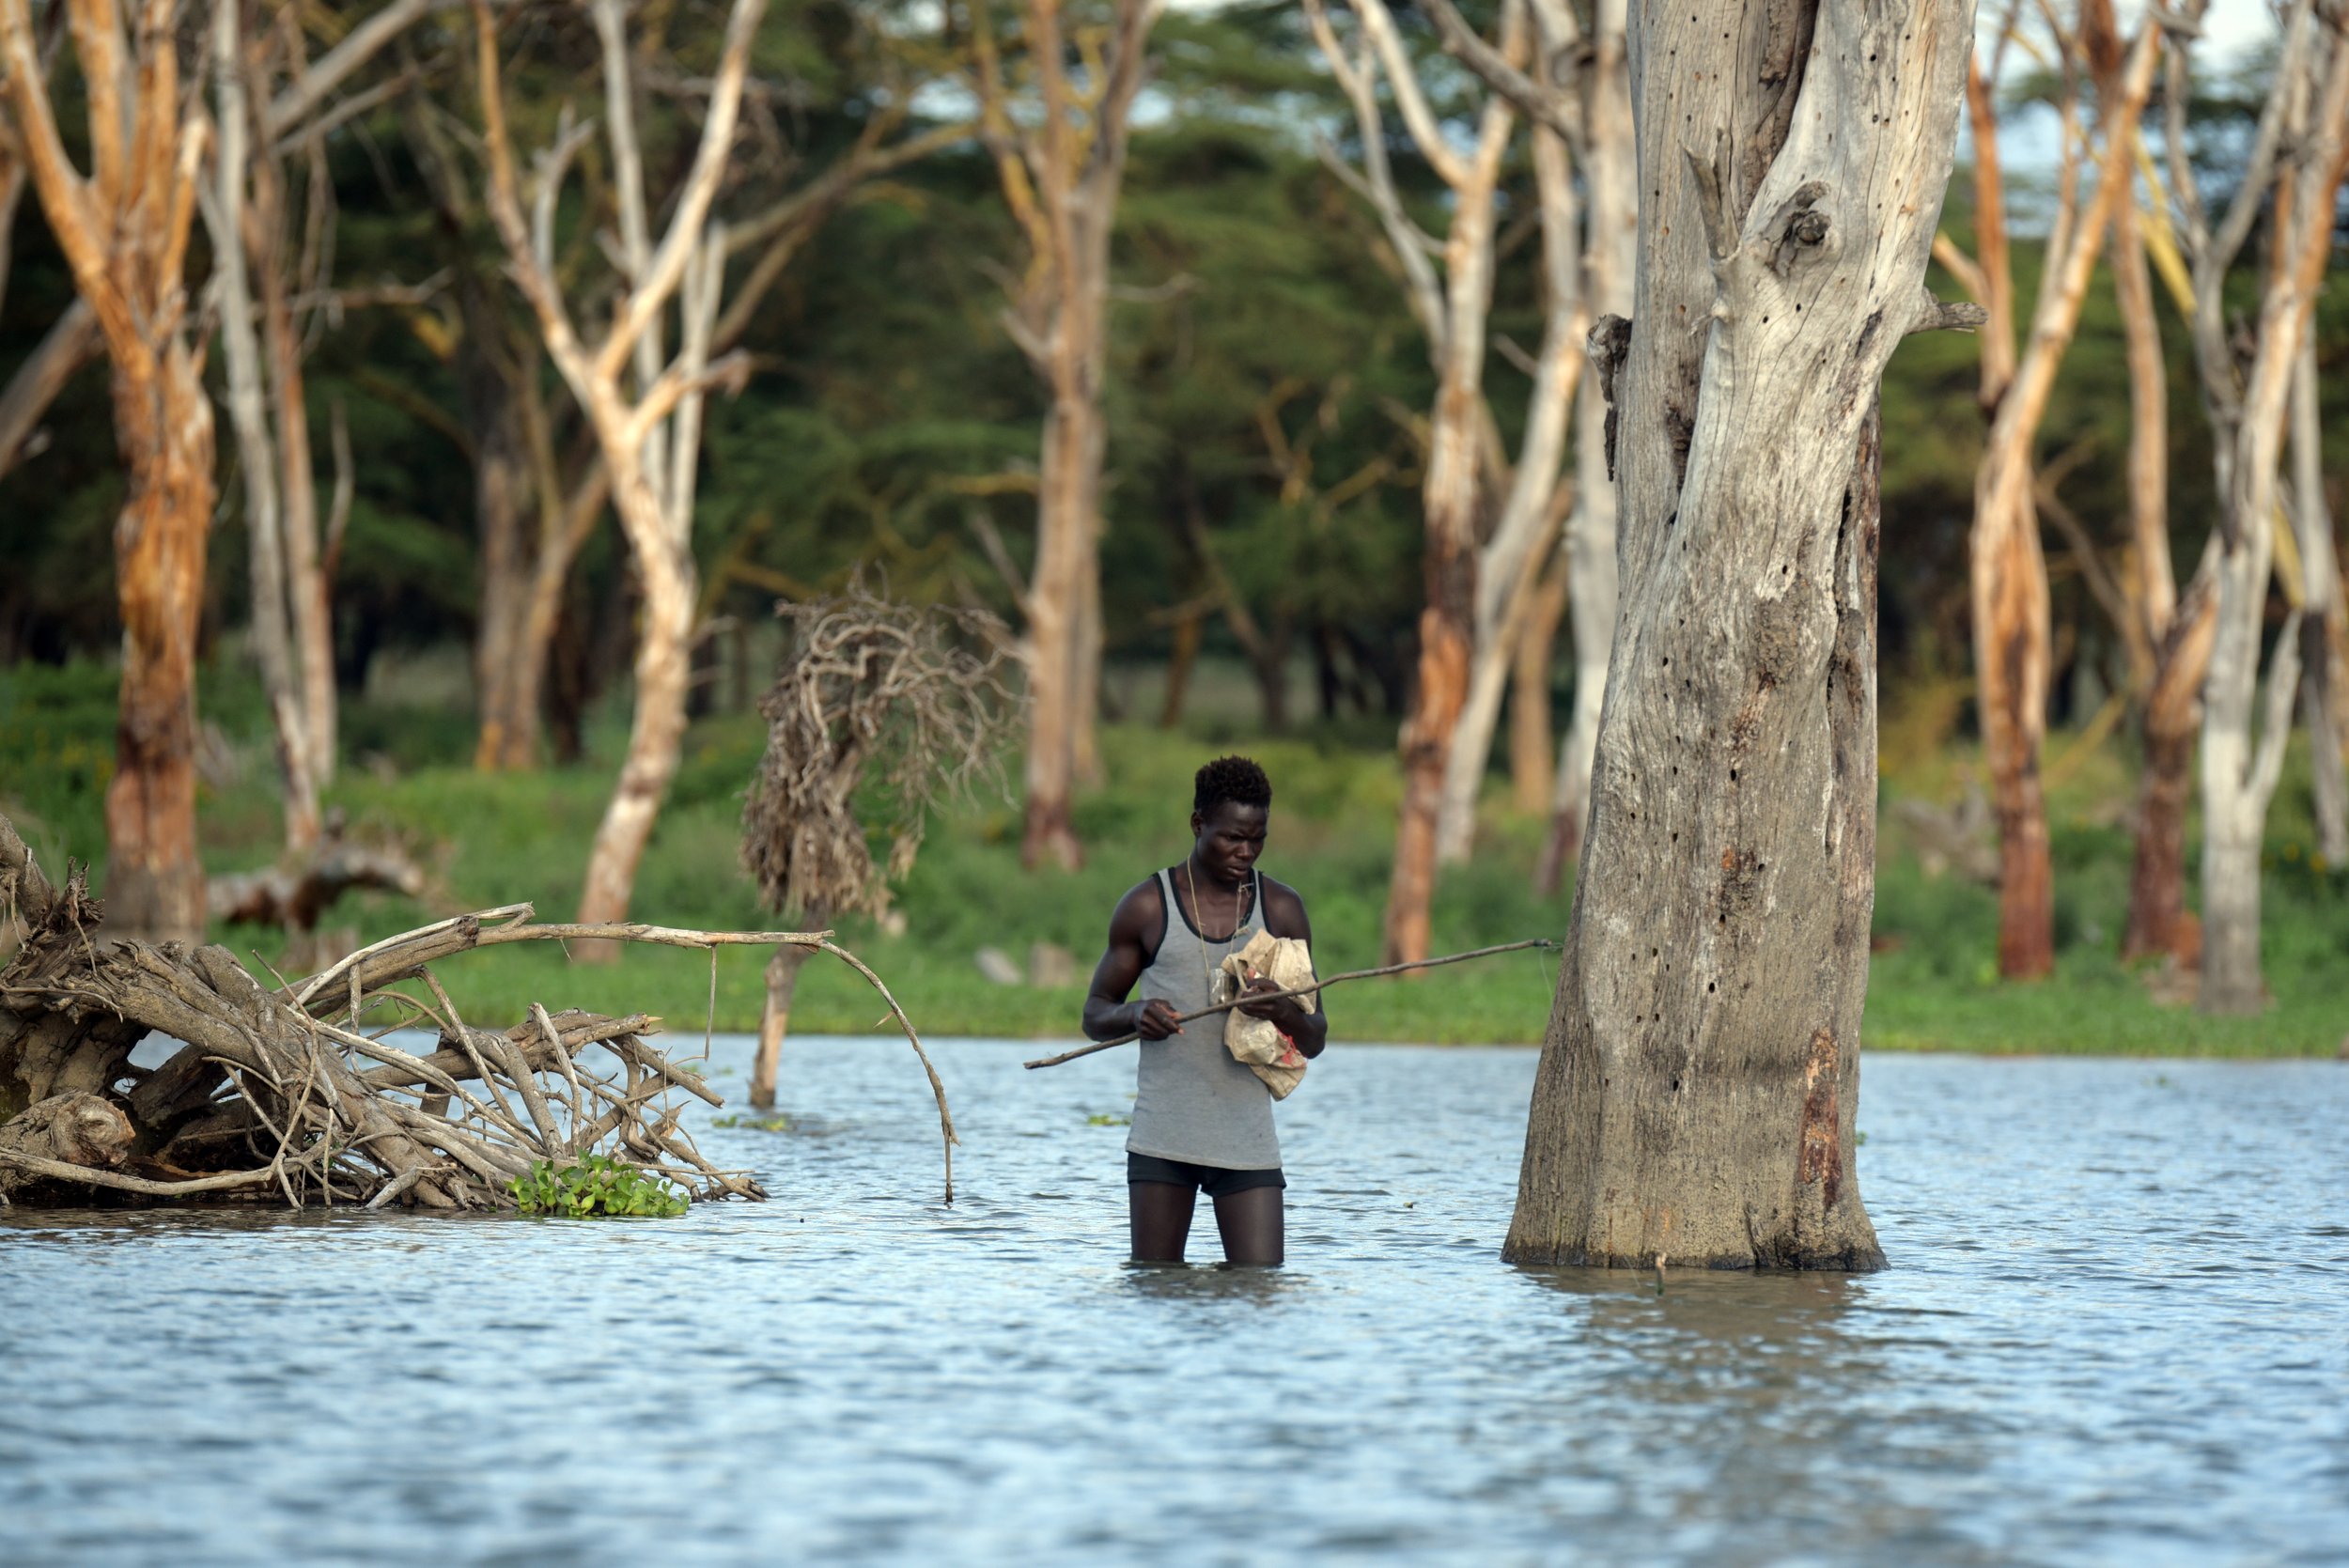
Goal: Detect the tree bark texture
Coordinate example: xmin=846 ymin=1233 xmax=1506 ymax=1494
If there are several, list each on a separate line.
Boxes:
xmin=1506 ymin=0 xmax=1975 ymax=1271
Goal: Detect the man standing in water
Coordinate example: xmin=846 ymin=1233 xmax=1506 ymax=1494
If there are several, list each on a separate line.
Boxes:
xmin=1081 ymin=756 xmax=1328 ymax=1265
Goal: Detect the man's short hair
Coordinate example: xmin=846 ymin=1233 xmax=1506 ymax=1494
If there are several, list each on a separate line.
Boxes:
xmin=1194 ymin=755 xmax=1272 ymax=817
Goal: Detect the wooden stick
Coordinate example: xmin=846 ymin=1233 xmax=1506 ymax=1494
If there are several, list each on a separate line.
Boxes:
xmin=1020 ymin=938 xmax=1560 ymax=1069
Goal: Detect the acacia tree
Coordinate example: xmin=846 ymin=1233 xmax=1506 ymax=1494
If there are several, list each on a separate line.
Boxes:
xmin=418 ymin=11 xmax=959 ymax=774
xmin=2170 ymin=0 xmax=2349 ymax=1014
xmin=3 ymin=0 xmax=219 ymax=939
xmin=1505 ymin=0 xmax=1977 ymax=1270
xmin=1302 ymin=0 xmax=1532 ymax=963
xmin=1933 ymin=1 xmax=2158 ymax=981
xmin=1417 ymin=0 xmax=1636 ymax=891
xmin=965 ymin=0 xmax=1160 ymax=872
xmin=474 ymin=0 xmax=763 ymax=944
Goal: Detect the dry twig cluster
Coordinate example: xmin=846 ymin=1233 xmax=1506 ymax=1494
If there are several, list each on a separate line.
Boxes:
xmin=0 ymin=812 xmax=958 ymax=1209
xmin=741 ymin=588 xmax=1019 ymax=923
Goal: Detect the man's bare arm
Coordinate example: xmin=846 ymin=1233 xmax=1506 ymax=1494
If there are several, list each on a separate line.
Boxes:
xmin=1082 ymin=878 xmax=1184 ymax=1041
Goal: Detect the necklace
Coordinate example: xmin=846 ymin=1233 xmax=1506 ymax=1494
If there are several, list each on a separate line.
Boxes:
xmin=1184 ymin=860 xmax=1250 ymax=999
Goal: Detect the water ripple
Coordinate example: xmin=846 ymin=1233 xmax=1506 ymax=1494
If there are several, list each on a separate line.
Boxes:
xmin=3 ymin=1045 xmax=2344 ymax=1566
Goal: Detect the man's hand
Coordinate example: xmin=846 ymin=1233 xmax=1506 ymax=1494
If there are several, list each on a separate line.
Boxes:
xmin=1131 ymin=998 xmax=1186 ymax=1039
xmin=1236 ymin=975 xmax=1302 ymax=1030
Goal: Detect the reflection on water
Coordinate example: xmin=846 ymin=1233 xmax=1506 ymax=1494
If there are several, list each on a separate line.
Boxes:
xmin=3 ymin=1045 xmax=2344 ymax=1566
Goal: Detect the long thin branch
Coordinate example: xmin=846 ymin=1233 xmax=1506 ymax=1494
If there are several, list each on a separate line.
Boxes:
xmin=1022 ymin=938 xmax=1560 ymax=1068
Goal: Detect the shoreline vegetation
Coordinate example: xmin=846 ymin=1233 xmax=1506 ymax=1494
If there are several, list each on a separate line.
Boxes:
xmin=5 ymin=657 xmax=2344 ymax=1058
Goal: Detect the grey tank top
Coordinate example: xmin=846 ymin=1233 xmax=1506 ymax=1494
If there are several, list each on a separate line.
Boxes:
xmin=1127 ymin=867 xmax=1279 ymax=1171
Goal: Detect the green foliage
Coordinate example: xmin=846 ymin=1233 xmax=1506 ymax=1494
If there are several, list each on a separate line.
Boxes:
xmin=510 ymin=1156 xmax=690 ymax=1219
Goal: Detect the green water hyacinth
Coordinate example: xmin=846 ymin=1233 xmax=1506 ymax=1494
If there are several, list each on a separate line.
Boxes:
xmin=511 ymin=1156 xmax=690 ymax=1219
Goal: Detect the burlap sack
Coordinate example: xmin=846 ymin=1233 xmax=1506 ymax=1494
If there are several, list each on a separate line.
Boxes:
xmin=1211 ymin=927 xmax=1315 ymax=1100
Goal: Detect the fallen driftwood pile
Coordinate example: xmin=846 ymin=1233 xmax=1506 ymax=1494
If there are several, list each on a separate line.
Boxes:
xmin=0 ymin=814 xmax=956 ymax=1211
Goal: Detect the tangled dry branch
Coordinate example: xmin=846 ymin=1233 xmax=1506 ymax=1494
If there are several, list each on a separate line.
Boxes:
xmin=0 ymin=812 xmax=958 ymax=1210
xmin=741 ymin=588 xmax=1019 ymax=923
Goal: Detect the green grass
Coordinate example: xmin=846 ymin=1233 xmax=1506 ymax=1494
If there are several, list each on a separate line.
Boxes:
xmin=4 ymin=656 xmax=2344 ymax=1055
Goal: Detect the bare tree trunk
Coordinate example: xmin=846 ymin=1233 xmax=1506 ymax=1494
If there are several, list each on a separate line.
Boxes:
xmin=750 ymin=940 xmax=815 ymax=1110
xmin=2180 ymin=0 xmax=2349 ymax=1013
xmin=2108 ymin=120 xmax=2202 ymax=960
xmin=1977 ymin=20 xmax=2158 ymax=978
xmin=1507 ymin=0 xmax=1973 ymax=1271
xmin=1021 ymin=382 xmax=1101 ymax=870
xmin=106 ymin=348 xmax=215 ymax=940
xmin=1541 ymin=0 xmax=1632 ymax=892
xmin=1435 ymin=75 xmax=1580 ymax=865
xmin=207 ymin=1 xmax=317 ymax=854
xmin=2122 ymin=565 xmax=2217 ymax=961
xmin=972 ymin=0 xmax=1159 ymax=871
xmin=2292 ymin=329 xmax=2347 ymax=863
xmin=1510 ymin=557 xmax=1567 ymax=814
xmin=469 ymin=372 xmax=536 ymax=769
xmin=5 ymin=0 xmax=220 ymax=941
xmin=474 ymin=0 xmax=760 ymax=943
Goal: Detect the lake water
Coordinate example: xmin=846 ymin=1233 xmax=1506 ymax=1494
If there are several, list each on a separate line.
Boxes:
xmin=2 ymin=1041 xmax=2344 ymax=1566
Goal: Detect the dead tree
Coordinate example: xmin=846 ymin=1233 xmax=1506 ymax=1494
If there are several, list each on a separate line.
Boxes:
xmin=2290 ymin=329 xmax=2347 ymax=865
xmin=1931 ymin=1 xmax=2159 ymax=981
xmin=473 ymin=0 xmax=763 ymax=948
xmin=964 ymin=0 xmax=1160 ymax=872
xmin=2 ymin=0 xmax=222 ymax=940
xmin=2168 ymin=0 xmax=2349 ymax=1014
xmin=1301 ymin=0 xmax=1529 ymax=962
xmin=1505 ymin=0 xmax=1979 ymax=1270
xmin=205 ymin=0 xmax=434 ymax=851
xmin=739 ymin=591 xmax=1018 ymax=1109
xmin=0 ymin=811 xmax=957 ymax=1207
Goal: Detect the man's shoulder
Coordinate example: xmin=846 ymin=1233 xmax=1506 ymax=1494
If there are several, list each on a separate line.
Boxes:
xmin=1258 ymin=874 xmax=1311 ymax=936
xmin=1110 ymin=871 xmax=1168 ymax=928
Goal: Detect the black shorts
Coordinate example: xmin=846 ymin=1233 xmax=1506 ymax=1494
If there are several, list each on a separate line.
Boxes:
xmin=1127 ymin=1152 xmax=1285 ymax=1199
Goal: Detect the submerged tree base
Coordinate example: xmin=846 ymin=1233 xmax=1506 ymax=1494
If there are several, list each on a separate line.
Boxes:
xmin=0 ymin=813 xmax=956 ymax=1210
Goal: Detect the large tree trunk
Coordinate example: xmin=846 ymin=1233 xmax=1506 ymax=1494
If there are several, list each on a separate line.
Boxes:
xmin=1507 ymin=0 xmax=1973 ymax=1271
